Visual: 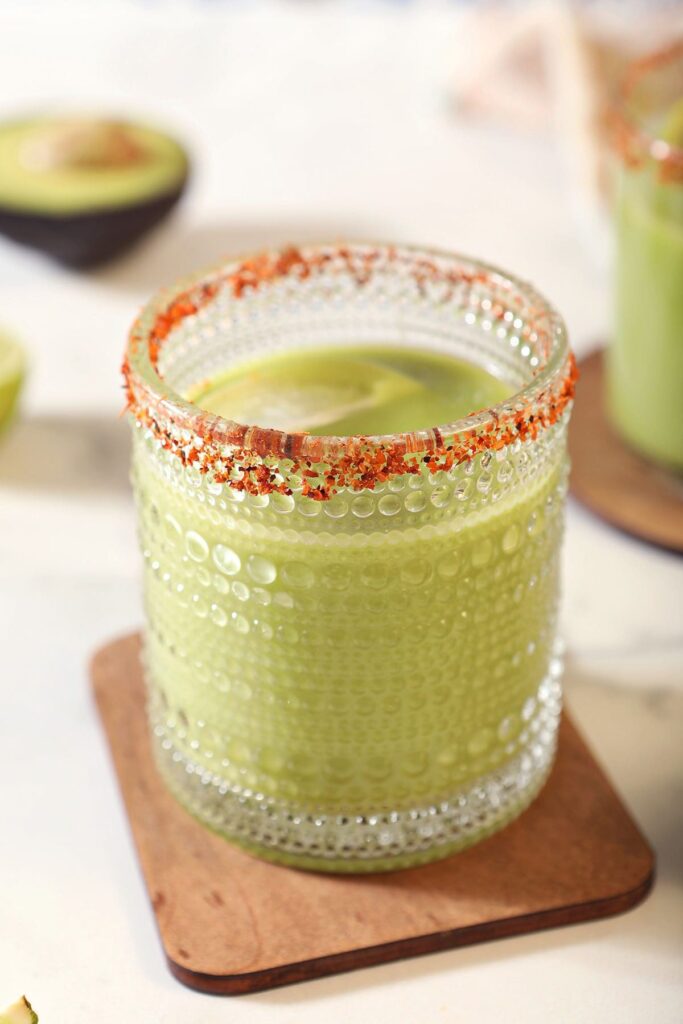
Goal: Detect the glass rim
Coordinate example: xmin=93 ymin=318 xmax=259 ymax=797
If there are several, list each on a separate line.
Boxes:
xmin=610 ymin=39 xmax=683 ymax=181
xmin=123 ymin=241 xmax=576 ymax=500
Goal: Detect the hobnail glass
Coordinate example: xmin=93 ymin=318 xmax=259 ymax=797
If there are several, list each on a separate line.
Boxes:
xmin=609 ymin=40 xmax=683 ymax=470
xmin=123 ymin=242 xmax=576 ymax=872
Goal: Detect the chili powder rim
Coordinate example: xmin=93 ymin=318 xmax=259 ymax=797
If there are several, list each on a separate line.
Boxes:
xmin=123 ymin=242 xmax=576 ymax=501
xmin=610 ymin=38 xmax=683 ymax=184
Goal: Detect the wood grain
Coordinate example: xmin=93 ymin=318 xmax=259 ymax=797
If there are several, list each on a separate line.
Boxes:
xmin=91 ymin=633 xmax=654 ymax=995
xmin=569 ymin=349 xmax=683 ymax=554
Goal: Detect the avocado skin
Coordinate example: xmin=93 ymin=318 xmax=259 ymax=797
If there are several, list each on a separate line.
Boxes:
xmin=0 ymin=179 xmax=186 ymax=267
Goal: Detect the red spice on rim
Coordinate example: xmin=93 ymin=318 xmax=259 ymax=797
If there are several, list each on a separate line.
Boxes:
xmin=610 ymin=39 xmax=683 ymax=185
xmin=123 ymin=243 xmax=576 ymax=501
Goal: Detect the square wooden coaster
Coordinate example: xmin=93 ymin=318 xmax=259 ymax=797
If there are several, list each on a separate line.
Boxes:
xmin=91 ymin=633 xmax=654 ymax=995
xmin=569 ymin=349 xmax=683 ymax=553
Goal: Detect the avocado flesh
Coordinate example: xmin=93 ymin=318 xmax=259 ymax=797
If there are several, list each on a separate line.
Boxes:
xmin=0 ymin=996 xmax=38 ymax=1024
xmin=0 ymin=117 xmax=188 ymax=213
xmin=0 ymin=332 xmax=25 ymax=436
xmin=0 ymin=117 xmax=189 ymax=266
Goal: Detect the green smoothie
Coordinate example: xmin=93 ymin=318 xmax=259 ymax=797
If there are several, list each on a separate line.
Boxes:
xmin=133 ymin=341 xmax=566 ymax=870
xmin=189 ymin=345 xmax=512 ymax=435
xmin=609 ymin=96 xmax=683 ymax=470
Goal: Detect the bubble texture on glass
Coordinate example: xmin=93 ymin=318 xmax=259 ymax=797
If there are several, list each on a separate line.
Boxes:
xmin=129 ymin=245 xmax=572 ymax=872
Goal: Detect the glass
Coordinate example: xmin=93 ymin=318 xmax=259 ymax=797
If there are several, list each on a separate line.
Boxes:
xmin=123 ymin=242 xmax=576 ymax=872
xmin=608 ymin=41 xmax=683 ymax=470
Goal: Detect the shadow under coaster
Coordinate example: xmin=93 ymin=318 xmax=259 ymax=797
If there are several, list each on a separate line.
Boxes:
xmin=91 ymin=633 xmax=654 ymax=995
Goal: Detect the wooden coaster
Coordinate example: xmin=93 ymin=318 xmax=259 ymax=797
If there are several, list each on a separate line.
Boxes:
xmin=91 ymin=633 xmax=654 ymax=995
xmin=569 ymin=349 xmax=683 ymax=553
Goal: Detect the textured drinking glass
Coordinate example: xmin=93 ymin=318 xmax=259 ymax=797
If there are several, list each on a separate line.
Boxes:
xmin=609 ymin=41 xmax=683 ymax=470
xmin=123 ymin=243 xmax=576 ymax=872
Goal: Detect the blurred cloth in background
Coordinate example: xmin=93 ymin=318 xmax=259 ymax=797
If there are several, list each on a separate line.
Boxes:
xmin=451 ymin=1 xmax=683 ymax=256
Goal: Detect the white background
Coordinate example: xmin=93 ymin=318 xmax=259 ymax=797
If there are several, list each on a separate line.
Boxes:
xmin=0 ymin=3 xmax=681 ymax=1021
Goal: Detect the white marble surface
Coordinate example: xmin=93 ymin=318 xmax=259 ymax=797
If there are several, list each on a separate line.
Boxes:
xmin=0 ymin=4 xmax=682 ymax=1022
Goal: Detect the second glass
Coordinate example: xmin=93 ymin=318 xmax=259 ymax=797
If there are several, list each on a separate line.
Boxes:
xmin=124 ymin=243 xmax=576 ymax=872
xmin=609 ymin=41 xmax=683 ymax=471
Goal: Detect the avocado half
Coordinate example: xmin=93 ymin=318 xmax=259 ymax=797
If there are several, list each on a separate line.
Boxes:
xmin=0 ymin=996 xmax=38 ymax=1024
xmin=0 ymin=116 xmax=189 ymax=267
xmin=0 ymin=331 xmax=25 ymax=436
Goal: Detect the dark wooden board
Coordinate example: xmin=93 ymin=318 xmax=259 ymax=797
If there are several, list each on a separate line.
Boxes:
xmin=91 ymin=633 xmax=654 ymax=995
xmin=569 ymin=349 xmax=683 ymax=554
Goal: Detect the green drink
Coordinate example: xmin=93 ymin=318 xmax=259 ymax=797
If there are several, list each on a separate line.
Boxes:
xmin=190 ymin=346 xmax=511 ymax=436
xmin=609 ymin=44 xmax=683 ymax=470
xmin=124 ymin=244 xmax=575 ymax=872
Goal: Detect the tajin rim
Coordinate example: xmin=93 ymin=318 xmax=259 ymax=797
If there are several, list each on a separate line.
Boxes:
xmin=123 ymin=242 xmax=576 ymax=500
xmin=610 ymin=38 xmax=683 ymax=183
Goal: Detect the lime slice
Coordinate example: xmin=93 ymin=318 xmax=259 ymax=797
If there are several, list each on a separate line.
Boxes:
xmin=661 ymin=95 xmax=683 ymax=148
xmin=0 ymin=332 xmax=25 ymax=436
xmin=0 ymin=996 xmax=38 ymax=1024
xmin=193 ymin=352 xmax=425 ymax=434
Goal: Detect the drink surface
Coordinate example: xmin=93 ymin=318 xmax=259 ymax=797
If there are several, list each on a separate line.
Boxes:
xmin=609 ymin=97 xmax=683 ymax=470
xmin=189 ymin=345 xmax=511 ymax=436
xmin=135 ymin=342 xmax=565 ymax=869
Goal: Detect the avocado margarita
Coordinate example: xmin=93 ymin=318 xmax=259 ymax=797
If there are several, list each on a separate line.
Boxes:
xmin=609 ymin=46 xmax=683 ymax=470
xmin=124 ymin=244 xmax=575 ymax=872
